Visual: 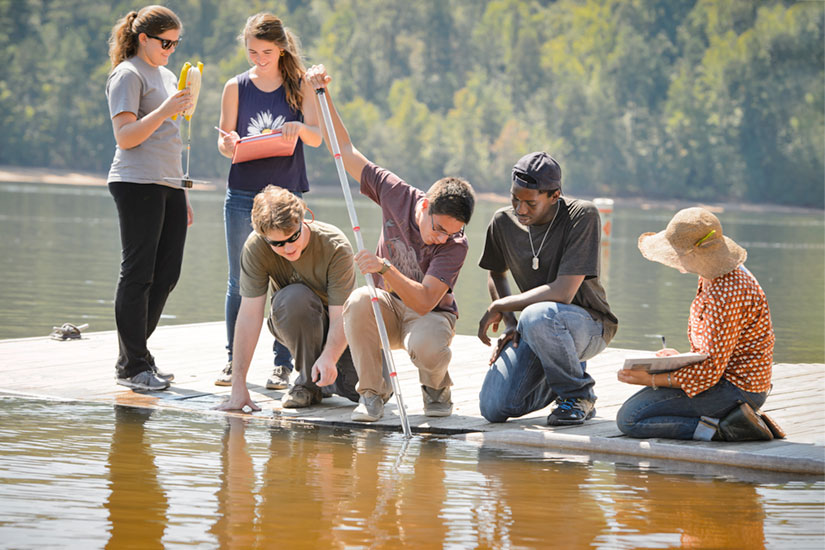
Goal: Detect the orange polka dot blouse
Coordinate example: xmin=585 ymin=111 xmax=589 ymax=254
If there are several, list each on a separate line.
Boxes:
xmin=672 ymin=266 xmax=774 ymax=398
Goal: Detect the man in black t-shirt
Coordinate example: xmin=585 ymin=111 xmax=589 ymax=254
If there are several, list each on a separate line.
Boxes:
xmin=477 ymin=152 xmax=618 ymax=425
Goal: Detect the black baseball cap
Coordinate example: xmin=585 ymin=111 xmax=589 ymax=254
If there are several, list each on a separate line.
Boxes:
xmin=512 ymin=151 xmax=562 ymax=191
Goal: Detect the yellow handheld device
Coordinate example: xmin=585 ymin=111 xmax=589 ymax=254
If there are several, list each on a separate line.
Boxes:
xmin=172 ymin=61 xmax=204 ymax=120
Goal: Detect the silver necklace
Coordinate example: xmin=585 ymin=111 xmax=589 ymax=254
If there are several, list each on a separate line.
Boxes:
xmin=528 ymin=204 xmax=559 ymax=271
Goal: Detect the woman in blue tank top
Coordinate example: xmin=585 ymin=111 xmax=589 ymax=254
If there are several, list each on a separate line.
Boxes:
xmin=215 ymin=12 xmax=322 ymax=388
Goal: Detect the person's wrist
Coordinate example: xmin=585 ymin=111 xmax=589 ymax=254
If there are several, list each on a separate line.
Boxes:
xmin=651 ymin=373 xmax=658 ymax=390
xmin=378 ymin=258 xmax=392 ymax=275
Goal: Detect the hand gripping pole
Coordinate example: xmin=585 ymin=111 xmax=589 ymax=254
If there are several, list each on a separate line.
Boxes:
xmin=315 ymin=88 xmax=412 ymax=438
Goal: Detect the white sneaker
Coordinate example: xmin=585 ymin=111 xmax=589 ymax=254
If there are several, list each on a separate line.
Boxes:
xmin=214 ymin=361 xmax=232 ymax=386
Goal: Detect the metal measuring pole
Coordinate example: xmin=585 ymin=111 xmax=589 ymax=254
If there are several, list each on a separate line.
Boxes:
xmin=315 ymin=88 xmax=412 ymax=438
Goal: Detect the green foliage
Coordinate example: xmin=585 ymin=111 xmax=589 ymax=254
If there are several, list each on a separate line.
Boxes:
xmin=0 ymin=0 xmax=821 ymax=207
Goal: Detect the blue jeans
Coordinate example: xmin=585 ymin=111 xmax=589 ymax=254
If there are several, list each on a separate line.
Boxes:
xmin=479 ymin=302 xmax=607 ymax=423
xmin=616 ymin=378 xmax=768 ymax=440
xmin=223 ymin=187 xmax=293 ymax=368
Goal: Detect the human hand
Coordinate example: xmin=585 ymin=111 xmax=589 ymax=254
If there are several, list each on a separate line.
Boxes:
xmin=489 ymin=328 xmax=519 ymax=365
xmin=477 ymin=306 xmax=503 ymax=346
xmin=311 ymin=358 xmax=338 ymax=387
xmin=353 ymin=249 xmax=382 ymax=275
xmin=213 ymin=387 xmax=261 ymax=412
xmin=655 ymin=348 xmax=680 ymax=357
xmin=161 ymin=88 xmax=192 ymax=119
xmin=617 ymin=368 xmax=652 ymax=386
xmin=220 ymin=129 xmax=240 ymax=150
xmin=280 ymin=121 xmax=302 ymax=141
xmin=185 ymin=194 xmax=194 ymax=227
xmin=305 ymin=64 xmax=331 ymax=91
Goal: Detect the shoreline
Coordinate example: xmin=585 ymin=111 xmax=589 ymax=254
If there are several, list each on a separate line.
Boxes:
xmin=1 ymin=164 xmax=822 ymax=215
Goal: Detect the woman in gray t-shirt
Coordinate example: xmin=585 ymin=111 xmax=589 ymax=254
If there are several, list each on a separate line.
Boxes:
xmin=105 ymin=6 xmax=192 ymax=391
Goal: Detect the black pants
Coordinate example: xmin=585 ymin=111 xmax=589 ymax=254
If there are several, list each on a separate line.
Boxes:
xmin=109 ymin=182 xmax=187 ymax=378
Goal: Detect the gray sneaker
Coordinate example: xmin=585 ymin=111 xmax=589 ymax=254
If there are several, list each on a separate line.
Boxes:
xmin=214 ymin=361 xmax=233 ymax=386
xmin=351 ymin=391 xmax=384 ymax=422
xmin=265 ymin=365 xmax=290 ymax=390
xmin=422 ymin=385 xmax=453 ymax=417
xmin=146 ymin=354 xmax=174 ymax=381
xmin=116 ymin=370 xmax=170 ymax=391
xmin=281 ymin=385 xmax=320 ymax=408
xmin=149 ymin=362 xmax=174 ymax=381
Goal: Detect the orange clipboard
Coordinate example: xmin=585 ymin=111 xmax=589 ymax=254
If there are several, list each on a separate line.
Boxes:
xmin=231 ymin=131 xmax=297 ymax=164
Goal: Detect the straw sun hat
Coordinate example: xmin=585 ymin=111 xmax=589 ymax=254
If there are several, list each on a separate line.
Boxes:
xmin=638 ymin=207 xmax=747 ymax=280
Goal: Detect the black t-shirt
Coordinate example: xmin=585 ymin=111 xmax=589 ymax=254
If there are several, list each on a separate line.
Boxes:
xmin=479 ymin=197 xmax=618 ymax=343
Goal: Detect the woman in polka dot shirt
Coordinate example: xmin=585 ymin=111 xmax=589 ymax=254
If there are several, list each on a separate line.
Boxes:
xmin=616 ymin=207 xmax=777 ymax=441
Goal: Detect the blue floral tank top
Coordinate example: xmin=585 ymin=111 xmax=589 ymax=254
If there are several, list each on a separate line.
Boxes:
xmin=227 ymin=70 xmax=309 ymax=193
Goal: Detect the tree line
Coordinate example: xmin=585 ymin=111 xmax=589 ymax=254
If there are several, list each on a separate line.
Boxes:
xmin=0 ymin=0 xmax=822 ymax=207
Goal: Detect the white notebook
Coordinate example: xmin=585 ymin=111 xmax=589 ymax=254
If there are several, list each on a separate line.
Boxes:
xmin=622 ymin=352 xmax=707 ymax=373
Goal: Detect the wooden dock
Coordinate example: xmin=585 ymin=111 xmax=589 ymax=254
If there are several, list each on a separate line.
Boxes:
xmin=1 ymin=321 xmax=822 ymax=476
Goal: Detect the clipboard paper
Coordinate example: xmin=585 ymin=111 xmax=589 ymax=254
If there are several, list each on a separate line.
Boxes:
xmin=231 ymin=132 xmax=297 ymax=164
xmin=622 ymin=352 xmax=707 ymax=373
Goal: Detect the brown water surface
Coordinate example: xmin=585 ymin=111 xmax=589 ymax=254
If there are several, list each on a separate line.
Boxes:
xmin=0 ymin=397 xmax=822 ymax=549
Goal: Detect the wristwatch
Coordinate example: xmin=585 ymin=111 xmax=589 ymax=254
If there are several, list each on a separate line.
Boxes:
xmin=377 ymin=258 xmax=392 ymax=275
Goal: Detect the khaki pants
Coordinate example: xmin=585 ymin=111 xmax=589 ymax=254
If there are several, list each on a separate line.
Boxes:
xmin=343 ymin=286 xmax=457 ymax=400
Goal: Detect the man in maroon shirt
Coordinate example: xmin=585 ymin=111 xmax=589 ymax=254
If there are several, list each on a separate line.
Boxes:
xmin=307 ymin=65 xmax=475 ymax=422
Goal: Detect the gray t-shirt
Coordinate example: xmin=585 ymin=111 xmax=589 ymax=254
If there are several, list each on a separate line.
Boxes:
xmin=479 ymin=197 xmax=618 ymax=343
xmin=106 ymin=56 xmax=183 ymax=186
xmin=239 ymin=221 xmax=355 ymax=307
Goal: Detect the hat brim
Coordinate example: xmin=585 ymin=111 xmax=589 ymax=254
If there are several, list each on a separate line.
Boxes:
xmin=638 ymin=231 xmax=747 ymax=279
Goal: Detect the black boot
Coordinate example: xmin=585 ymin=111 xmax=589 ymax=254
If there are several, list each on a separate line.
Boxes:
xmin=717 ymin=403 xmax=774 ymax=442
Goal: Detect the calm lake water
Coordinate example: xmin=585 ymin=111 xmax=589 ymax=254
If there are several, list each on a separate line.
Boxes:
xmin=0 ymin=181 xmax=823 ymax=362
xmin=1 ymin=182 xmax=824 ymax=548
xmin=0 ymin=397 xmax=822 ymax=549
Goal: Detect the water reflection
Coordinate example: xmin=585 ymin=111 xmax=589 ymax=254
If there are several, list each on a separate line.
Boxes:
xmin=106 ymin=406 xmax=168 ymax=549
xmin=210 ymin=416 xmax=256 ymax=549
xmin=0 ymin=398 xmax=822 ymax=548
xmin=475 ymin=446 xmax=607 ymax=548
xmin=611 ymin=467 xmax=765 ymax=549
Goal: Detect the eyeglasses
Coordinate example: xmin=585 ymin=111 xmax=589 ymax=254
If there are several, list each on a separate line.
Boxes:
xmin=145 ymin=34 xmax=182 ymax=50
xmin=430 ymin=212 xmax=464 ymax=239
xmin=263 ymin=224 xmax=302 ymax=247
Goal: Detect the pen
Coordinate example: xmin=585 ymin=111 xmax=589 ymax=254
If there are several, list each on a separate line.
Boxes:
xmin=214 ymin=126 xmax=230 ymax=136
xmin=645 ymin=333 xmax=666 ymax=349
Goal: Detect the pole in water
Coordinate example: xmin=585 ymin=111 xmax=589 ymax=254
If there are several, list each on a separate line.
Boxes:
xmin=315 ymin=87 xmax=413 ymax=439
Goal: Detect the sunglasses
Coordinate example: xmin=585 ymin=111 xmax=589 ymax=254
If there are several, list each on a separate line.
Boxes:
xmin=263 ymin=224 xmax=302 ymax=247
xmin=145 ymin=34 xmax=182 ymax=50
xmin=430 ymin=212 xmax=464 ymax=239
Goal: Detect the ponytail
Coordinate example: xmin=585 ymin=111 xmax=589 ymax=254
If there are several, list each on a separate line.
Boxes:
xmin=108 ymin=11 xmax=139 ymax=68
xmin=108 ymin=5 xmax=182 ymax=70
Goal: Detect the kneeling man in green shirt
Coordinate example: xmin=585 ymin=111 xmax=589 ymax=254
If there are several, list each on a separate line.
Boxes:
xmin=216 ymin=185 xmax=359 ymax=412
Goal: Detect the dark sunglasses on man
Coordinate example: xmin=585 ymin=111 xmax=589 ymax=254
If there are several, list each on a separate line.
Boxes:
xmin=263 ymin=224 xmax=302 ymax=248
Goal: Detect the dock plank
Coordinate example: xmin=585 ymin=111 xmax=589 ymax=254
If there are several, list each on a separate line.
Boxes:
xmin=0 ymin=321 xmax=822 ymax=475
